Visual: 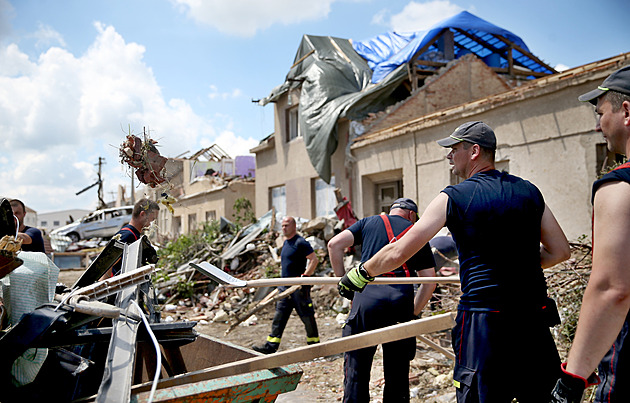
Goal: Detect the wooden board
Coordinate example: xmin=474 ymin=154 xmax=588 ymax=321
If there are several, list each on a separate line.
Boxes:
xmin=132 ymin=312 xmax=455 ymax=394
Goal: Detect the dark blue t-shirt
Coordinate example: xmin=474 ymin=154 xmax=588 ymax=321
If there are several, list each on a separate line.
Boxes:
xmin=22 ymin=226 xmax=45 ymax=253
xmin=592 ymin=162 xmax=630 ymax=202
xmin=442 ymin=170 xmax=547 ymax=311
xmin=281 ymin=235 xmax=314 ymax=278
xmin=348 ymin=214 xmax=435 ymax=276
xmin=117 ymin=224 xmax=141 ymax=243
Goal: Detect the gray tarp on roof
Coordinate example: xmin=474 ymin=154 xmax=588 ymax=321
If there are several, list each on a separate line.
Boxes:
xmin=260 ymin=35 xmax=406 ymax=183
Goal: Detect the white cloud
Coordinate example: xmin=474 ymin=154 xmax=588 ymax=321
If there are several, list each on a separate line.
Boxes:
xmin=201 ymin=130 xmax=259 ymax=157
xmin=0 ymin=22 xmax=258 ymax=212
xmin=172 ymin=0 xmax=336 ymax=37
xmin=386 ymin=1 xmax=463 ymax=33
xmin=555 ymin=63 xmax=570 ymax=72
xmin=32 ymin=22 xmax=67 ymax=49
xmin=208 ymin=85 xmax=243 ymax=100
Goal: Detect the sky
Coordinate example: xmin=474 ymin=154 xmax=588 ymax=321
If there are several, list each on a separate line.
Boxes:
xmin=0 ymin=0 xmax=628 ymax=214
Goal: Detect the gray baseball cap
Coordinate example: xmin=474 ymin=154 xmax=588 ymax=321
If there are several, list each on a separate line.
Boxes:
xmin=437 ymin=121 xmax=497 ymax=150
xmin=579 ymin=65 xmax=630 ymax=105
xmin=390 ymin=197 xmax=418 ymax=213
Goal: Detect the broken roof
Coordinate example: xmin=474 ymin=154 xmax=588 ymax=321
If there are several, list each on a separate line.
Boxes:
xmin=355 ymin=10 xmax=556 ymax=84
xmin=259 ymin=11 xmax=554 ymax=183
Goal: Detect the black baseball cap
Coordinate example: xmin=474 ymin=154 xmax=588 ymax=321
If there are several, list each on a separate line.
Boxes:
xmin=578 ymin=65 xmax=630 ymax=105
xmin=437 ymin=121 xmax=497 ymax=150
xmin=390 ymin=198 xmax=418 ymax=213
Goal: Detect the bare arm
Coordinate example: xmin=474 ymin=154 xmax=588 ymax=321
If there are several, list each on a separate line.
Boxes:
xmin=327 ymin=230 xmax=355 ymax=277
xmin=16 ymin=232 xmax=33 ymax=245
xmin=414 ymin=267 xmax=437 ymax=316
xmin=566 ymin=182 xmax=630 ymax=378
xmin=540 ymin=203 xmax=571 ymax=269
xmin=364 ymin=193 xmax=448 ymax=277
xmin=303 ymin=251 xmax=319 ymax=276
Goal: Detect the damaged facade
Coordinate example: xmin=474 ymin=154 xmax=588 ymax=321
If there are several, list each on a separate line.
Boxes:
xmin=253 ymin=10 xmax=629 ymax=241
xmin=146 ymin=145 xmax=256 ymax=240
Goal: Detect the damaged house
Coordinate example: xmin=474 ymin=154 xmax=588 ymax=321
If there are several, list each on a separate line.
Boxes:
xmin=148 ymin=145 xmax=256 ymax=239
xmin=252 ymin=10 xmax=630 ymax=240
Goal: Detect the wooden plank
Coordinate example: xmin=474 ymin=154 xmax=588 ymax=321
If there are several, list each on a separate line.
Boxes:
xmin=131 ymin=312 xmax=455 ymax=393
xmin=417 ymin=335 xmax=455 ymax=361
xmin=233 ymin=276 xmax=460 ymax=288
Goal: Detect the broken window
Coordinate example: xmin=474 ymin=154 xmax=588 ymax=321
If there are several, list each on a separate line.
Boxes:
xmin=314 ymin=176 xmax=336 ymax=217
xmin=206 ymin=210 xmax=217 ymax=222
xmin=286 ymin=106 xmax=301 ymax=142
xmin=270 ymin=185 xmax=286 ymax=215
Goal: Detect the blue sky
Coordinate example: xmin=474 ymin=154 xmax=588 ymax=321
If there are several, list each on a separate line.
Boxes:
xmin=0 ymin=0 xmax=628 ymax=214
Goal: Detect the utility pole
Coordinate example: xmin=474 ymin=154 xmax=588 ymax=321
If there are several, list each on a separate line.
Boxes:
xmin=97 ymin=157 xmax=106 ymax=209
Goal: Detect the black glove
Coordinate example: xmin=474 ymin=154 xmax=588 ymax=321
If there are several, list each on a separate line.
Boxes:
xmin=338 ymin=263 xmax=374 ymax=300
xmin=550 ymin=363 xmax=599 ymax=403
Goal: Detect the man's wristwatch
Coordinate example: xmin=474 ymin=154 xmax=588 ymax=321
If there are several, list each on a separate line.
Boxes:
xmin=358 ymin=262 xmax=375 ymax=281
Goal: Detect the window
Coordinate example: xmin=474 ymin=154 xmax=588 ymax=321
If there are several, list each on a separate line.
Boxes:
xmin=41 ymin=221 xmax=48 ymax=227
xmin=172 ymin=216 xmax=182 ymax=236
xmin=376 ymin=181 xmax=402 ymax=213
xmin=188 ymin=213 xmax=197 ymax=233
xmin=206 ymin=210 xmax=216 ymax=222
xmin=314 ymin=176 xmax=337 ymax=217
xmin=285 ymin=106 xmax=301 ymax=142
xmin=270 ymin=186 xmax=286 ymax=215
xmin=53 ymin=220 xmax=59 ymax=226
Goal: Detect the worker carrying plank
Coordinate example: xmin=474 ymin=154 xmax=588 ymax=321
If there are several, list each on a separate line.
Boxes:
xmin=550 ymin=65 xmax=630 ymax=403
xmin=252 ymin=216 xmax=319 ymax=354
xmin=339 ymin=121 xmax=571 ymax=402
xmin=328 ymin=197 xmax=436 ymax=402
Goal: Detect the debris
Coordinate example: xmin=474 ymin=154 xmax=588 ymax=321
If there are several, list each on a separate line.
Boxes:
xmin=119 ymin=128 xmax=168 ymax=187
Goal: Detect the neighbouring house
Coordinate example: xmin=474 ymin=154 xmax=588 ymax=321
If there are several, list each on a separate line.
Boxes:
xmin=38 ymin=209 xmax=91 ymax=233
xmin=252 ymin=10 xmax=628 ymax=241
xmin=144 ymin=145 xmax=256 ymax=241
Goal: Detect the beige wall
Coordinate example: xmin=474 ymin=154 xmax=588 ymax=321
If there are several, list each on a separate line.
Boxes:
xmin=253 ymin=91 xmax=352 ymax=219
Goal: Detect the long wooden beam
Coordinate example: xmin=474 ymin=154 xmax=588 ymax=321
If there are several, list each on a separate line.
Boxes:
xmin=131 ymin=312 xmax=455 ymax=394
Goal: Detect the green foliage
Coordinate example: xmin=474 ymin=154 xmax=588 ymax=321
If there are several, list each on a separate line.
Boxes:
xmin=598 ymin=157 xmax=627 ymax=179
xmin=157 ymin=220 xmax=221 ymax=270
xmin=232 ymin=197 xmax=256 ymax=230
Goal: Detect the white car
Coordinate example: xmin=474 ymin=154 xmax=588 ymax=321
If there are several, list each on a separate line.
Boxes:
xmin=51 ymin=206 xmax=134 ymax=243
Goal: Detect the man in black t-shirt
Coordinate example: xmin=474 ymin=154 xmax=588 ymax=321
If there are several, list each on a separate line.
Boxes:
xmin=340 ymin=122 xmax=571 ymax=402
xmin=551 ymin=65 xmax=630 ymax=403
xmin=252 ymin=216 xmax=319 ymax=354
xmin=10 ymin=199 xmax=45 ymax=253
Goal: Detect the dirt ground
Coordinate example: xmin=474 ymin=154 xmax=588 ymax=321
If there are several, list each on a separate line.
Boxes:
xmin=57 ymin=269 xmax=457 ymax=402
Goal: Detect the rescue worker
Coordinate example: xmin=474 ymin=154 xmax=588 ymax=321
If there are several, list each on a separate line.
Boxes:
xmin=328 ymin=198 xmax=436 ymax=402
xmin=252 ymin=216 xmax=319 ymax=353
xmin=339 ymin=121 xmax=571 ymax=402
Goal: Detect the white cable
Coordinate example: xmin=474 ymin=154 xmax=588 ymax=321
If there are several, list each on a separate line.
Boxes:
xmin=131 ymin=300 xmax=161 ymax=403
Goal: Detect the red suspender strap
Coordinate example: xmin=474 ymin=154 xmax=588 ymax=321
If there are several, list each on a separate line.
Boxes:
xmin=379 ymin=214 xmax=411 ymax=277
xmin=121 ymin=227 xmax=139 ymax=241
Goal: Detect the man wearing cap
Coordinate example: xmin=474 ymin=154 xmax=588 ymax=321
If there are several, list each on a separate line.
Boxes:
xmin=339 ymin=121 xmax=571 ymax=402
xmin=551 ymin=65 xmax=630 ymax=403
xmin=328 ymin=198 xmax=436 ymax=402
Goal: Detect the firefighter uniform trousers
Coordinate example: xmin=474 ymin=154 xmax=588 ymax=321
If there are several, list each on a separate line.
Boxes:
xmin=343 ymin=283 xmax=416 ymax=402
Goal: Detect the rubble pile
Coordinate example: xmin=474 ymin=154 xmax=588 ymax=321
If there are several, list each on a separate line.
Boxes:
xmin=152 ymin=213 xmax=349 ymax=326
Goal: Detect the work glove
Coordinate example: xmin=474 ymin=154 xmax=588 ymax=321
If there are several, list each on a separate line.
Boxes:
xmin=338 ymin=263 xmax=374 ymax=300
xmin=550 ymin=363 xmax=600 ymax=403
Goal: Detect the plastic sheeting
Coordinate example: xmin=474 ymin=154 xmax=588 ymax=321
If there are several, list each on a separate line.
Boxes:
xmin=353 ymin=10 xmax=542 ymax=83
xmin=261 ymin=35 xmax=407 ymax=183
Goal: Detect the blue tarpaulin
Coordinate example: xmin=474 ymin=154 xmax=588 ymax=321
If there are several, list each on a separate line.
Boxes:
xmin=353 ymin=10 xmax=551 ymax=83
